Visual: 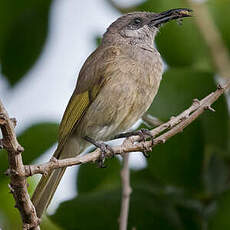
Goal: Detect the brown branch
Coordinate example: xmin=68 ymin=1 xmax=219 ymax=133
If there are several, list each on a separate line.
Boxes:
xmin=0 ymin=100 xmax=40 ymax=230
xmin=23 ymin=80 xmax=230 ymax=177
xmin=119 ymin=151 xmax=132 ymax=230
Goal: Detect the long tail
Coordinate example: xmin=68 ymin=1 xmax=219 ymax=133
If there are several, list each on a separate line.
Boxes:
xmin=32 ymin=136 xmax=87 ymax=218
xmin=31 ymin=162 xmax=66 ymax=218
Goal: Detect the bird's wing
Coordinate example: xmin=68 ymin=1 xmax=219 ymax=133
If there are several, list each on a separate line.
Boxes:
xmin=57 ymin=45 xmax=121 ymax=152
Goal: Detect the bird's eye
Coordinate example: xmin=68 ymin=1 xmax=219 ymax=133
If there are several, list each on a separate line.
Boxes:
xmin=133 ymin=18 xmax=142 ymax=25
xmin=127 ymin=17 xmax=143 ymax=30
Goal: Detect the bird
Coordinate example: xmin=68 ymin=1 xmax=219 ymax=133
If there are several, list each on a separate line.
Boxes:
xmin=32 ymin=8 xmax=192 ymax=218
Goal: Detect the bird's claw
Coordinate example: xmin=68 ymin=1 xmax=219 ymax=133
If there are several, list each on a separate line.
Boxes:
xmin=83 ymin=136 xmax=115 ymax=168
xmin=114 ymin=128 xmax=154 ymax=158
xmin=139 ymin=129 xmax=155 ymax=145
xmin=138 ymin=129 xmax=154 ymax=158
xmin=96 ymin=142 xmax=115 ymax=168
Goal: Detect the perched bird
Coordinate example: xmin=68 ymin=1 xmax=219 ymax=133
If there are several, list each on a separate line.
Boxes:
xmin=32 ymin=8 xmax=192 ymax=218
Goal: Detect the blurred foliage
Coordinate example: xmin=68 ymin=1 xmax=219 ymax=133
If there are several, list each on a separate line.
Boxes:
xmin=0 ymin=0 xmax=52 ymax=86
xmin=1 ymin=0 xmax=230 ymax=229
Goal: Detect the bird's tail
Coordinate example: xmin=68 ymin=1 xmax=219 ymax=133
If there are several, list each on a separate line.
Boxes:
xmin=32 ymin=136 xmax=87 ymax=218
xmin=31 ymin=163 xmax=66 ymax=218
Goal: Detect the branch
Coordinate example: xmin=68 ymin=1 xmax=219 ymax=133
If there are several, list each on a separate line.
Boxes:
xmin=23 ymin=80 xmax=230 ymax=177
xmin=0 ymin=100 xmax=40 ymax=230
xmin=119 ymin=150 xmax=132 ymax=230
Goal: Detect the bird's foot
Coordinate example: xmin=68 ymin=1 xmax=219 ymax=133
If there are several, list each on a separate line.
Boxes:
xmin=83 ymin=136 xmax=115 ymax=168
xmin=114 ymin=128 xmax=154 ymax=158
xmin=115 ymin=128 xmax=154 ymax=143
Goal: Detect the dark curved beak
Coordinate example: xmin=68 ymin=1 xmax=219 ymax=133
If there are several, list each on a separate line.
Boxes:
xmin=149 ymin=8 xmax=192 ymax=27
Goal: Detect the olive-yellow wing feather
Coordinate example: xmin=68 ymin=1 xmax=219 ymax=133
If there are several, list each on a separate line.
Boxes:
xmin=57 ymin=46 xmax=120 ymax=153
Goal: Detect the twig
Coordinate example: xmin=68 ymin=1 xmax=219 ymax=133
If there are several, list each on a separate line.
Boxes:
xmin=119 ymin=140 xmax=132 ymax=230
xmin=23 ymin=80 xmax=230 ymax=177
xmin=0 ymin=100 xmax=40 ymax=230
xmin=186 ymin=0 xmax=230 ymax=78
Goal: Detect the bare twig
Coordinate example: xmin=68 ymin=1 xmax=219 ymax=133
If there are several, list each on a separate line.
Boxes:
xmin=23 ymin=80 xmax=230 ymax=177
xmin=119 ymin=139 xmax=132 ymax=230
xmin=186 ymin=0 xmax=230 ymax=78
xmin=0 ymin=100 xmax=40 ymax=230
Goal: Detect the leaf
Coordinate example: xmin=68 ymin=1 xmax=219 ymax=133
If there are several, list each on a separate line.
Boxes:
xmin=0 ymin=180 xmax=21 ymax=230
xmin=51 ymin=190 xmax=121 ymax=230
xmin=51 ymin=187 xmax=186 ymax=230
xmin=17 ymin=122 xmax=58 ymax=164
xmin=147 ymin=121 xmax=204 ymax=189
xmin=40 ymin=216 xmax=63 ymax=230
xmin=77 ymin=157 xmax=121 ymax=194
xmin=0 ymin=0 xmax=52 ymax=86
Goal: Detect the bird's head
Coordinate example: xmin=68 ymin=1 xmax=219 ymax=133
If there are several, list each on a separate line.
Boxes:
xmin=102 ymin=8 xmax=192 ymax=47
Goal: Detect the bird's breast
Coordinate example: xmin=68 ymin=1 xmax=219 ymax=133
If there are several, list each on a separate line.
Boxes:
xmin=76 ymin=45 xmax=163 ymax=141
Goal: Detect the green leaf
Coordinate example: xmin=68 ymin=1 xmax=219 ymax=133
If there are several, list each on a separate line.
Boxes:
xmin=0 ymin=0 xmax=52 ymax=86
xmin=40 ymin=216 xmax=63 ymax=230
xmin=51 ymin=187 xmax=186 ymax=230
xmin=0 ymin=180 xmax=21 ymax=230
xmin=17 ymin=122 xmax=58 ymax=164
xmin=51 ymin=190 xmax=121 ymax=230
xmin=77 ymin=157 xmax=121 ymax=194
xmin=147 ymin=121 xmax=204 ymax=189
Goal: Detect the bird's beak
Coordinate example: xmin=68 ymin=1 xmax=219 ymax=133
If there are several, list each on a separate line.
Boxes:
xmin=149 ymin=8 xmax=192 ymax=27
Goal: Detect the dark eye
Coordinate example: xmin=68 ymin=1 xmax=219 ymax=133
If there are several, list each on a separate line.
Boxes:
xmin=128 ymin=17 xmax=142 ymax=29
xmin=133 ymin=18 xmax=142 ymax=25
